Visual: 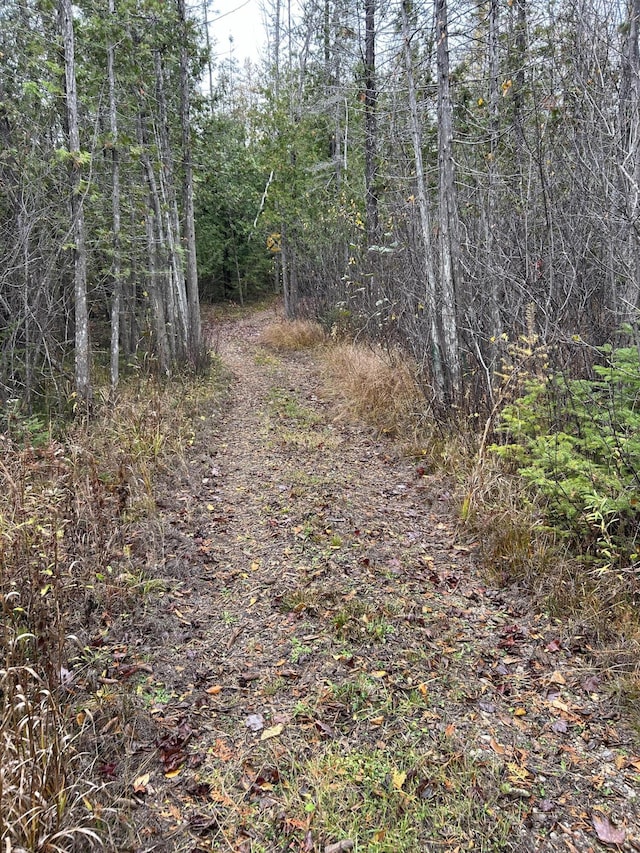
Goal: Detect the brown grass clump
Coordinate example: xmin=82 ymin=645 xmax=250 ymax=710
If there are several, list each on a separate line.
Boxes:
xmin=321 ymin=342 xmax=423 ymax=437
xmin=260 ymin=319 xmax=326 ymax=351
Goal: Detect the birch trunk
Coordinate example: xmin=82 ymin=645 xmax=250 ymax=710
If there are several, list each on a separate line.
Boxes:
xmin=108 ymin=0 xmax=121 ymax=392
xmin=364 ymin=0 xmax=378 ymax=244
xmin=177 ymin=0 xmax=202 ymax=360
xmin=435 ymin=0 xmax=461 ymax=401
xmin=400 ymin=0 xmax=445 ymax=401
xmin=59 ymin=0 xmax=91 ymax=405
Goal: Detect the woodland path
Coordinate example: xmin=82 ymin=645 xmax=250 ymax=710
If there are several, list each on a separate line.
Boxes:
xmin=121 ymin=309 xmax=640 ymax=853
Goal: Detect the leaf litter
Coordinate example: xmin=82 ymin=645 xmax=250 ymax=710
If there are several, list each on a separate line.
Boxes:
xmin=92 ymin=308 xmax=640 ymax=852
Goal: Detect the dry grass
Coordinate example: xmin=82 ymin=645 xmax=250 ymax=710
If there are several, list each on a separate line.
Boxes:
xmin=260 ymin=319 xmax=326 ymax=351
xmin=321 ymin=341 xmax=424 ymax=438
xmin=0 ymin=368 xmax=225 ymax=851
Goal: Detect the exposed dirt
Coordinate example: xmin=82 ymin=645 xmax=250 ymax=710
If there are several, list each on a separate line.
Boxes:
xmin=95 ymin=309 xmax=640 ymax=852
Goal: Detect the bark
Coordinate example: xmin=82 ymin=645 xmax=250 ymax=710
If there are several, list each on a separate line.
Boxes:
xmin=400 ymin=0 xmax=445 ymax=401
xmin=364 ymin=0 xmax=378 ymax=244
xmin=485 ymin=0 xmax=503 ymax=350
xmin=154 ymin=49 xmax=189 ymax=358
xmin=618 ymin=0 xmax=640 ymax=324
xmin=177 ymin=0 xmax=202 ymax=361
xmin=108 ymin=0 xmax=121 ymax=392
xmin=136 ymin=108 xmax=172 ymax=369
xmin=59 ymin=0 xmax=91 ymax=406
xmin=435 ymin=0 xmax=461 ymax=400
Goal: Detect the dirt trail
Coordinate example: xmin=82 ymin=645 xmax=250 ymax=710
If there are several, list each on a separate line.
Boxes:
xmin=122 ymin=310 xmax=639 ymax=853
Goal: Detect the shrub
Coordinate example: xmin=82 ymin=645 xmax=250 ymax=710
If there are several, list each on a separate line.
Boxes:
xmin=492 ymin=342 xmax=640 ymax=582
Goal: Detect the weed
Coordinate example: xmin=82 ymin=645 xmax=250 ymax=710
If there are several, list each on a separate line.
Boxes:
xmin=290 ymin=637 xmax=314 ymax=663
xmin=332 ymin=600 xmax=395 ymax=643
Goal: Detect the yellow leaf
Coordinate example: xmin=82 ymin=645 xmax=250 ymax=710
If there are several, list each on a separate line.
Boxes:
xmin=207 ymin=504 xmax=215 ymax=511
xmin=371 ymin=670 xmax=387 ymax=679
xmin=250 ymin=561 xmax=260 ymax=571
xmin=370 ymin=715 xmax=384 ymax=726
xmin=392 ymin=770 xmax=407 ymax=790
xmin=514 ymin=708 xmax=527 ymax=717
xmin=164 ymin=766 xmax=183 ymax=779
xmin=418 ymin=683 xmax=429 ymax=697
xmin=261 ymin=723 xmax=284 ymax=741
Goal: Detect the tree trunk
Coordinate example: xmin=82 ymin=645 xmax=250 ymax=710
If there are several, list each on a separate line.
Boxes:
xmin=618 ymin=0 xmax=640 ymax=325
xmin=364 ymin=0 xmax=378 ymax=245
xmin=485 ymin=0 xmax=503 ymax=352
xmin=59 ymin=0 xmax=91 ymax=405
xmin=400 ymin=0 xmax=445 ymax=402
xmin=108 ymin=0 xmax=121 ymax=393
xmin=177 ymin=0 xmax=202 ymax=361
xmin=154 ymin=48 xmax=189 ymax=359
xmin=435 ymin=0 xmax=461 ymax=401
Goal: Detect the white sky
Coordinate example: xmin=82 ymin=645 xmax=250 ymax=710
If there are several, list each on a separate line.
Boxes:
xmin=208 ymin=0 xmax=267 ymax=66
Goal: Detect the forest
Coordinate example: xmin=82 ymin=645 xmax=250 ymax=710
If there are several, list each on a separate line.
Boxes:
xmin=1 ymin=0 xmax=640 ymax=850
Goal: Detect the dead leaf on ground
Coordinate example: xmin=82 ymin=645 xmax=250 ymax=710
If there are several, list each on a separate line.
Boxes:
xmin=245 ymin=713 xmax=264 ymax=732
xmin=132 ymin=773 xmax=150 ymax=793
xmin=325 ymin=841 xmax=354 ymax=853
xmin=592 ymin=812 xmax=626 ymax=846
xmin=260 ymin=722 xmax=284 ymax=740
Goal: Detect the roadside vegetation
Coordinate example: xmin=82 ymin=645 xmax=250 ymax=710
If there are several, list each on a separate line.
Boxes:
xmin=0 ymin=362 xmax=227 ymax=851
xmin=264 ymin=319 xmax=640 ymax=695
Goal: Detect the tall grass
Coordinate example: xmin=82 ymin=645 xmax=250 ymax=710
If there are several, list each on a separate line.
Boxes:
xmin=321 ymin=342 xmax=424 ymax=438
xmin=260 ymin=319 xmax=326 ymax=351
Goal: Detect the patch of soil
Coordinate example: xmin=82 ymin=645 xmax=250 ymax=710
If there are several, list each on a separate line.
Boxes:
xmin=92 ymin=309 xmax=640 ymax=852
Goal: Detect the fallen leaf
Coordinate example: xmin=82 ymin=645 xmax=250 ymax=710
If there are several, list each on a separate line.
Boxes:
xmin=549 ymin=671 xmax=566 ymax=685
xmin=592 ymin=813 xmax=626 ymax=846
xmin=325 ymin=841 xmax=354 ymax=853
xmin=418 ymin=683 xmax=429 ymax=697
xmin=245 ymin=714 xmax=264 ymax=732
xmin=371 ymin=670 xmax=387 ymax=678
xmin=164 ymin=766 xmax=183 ymax=779
xmin=261 ymin=723 xmax=284 ymax=740
xmin=514 ymin=708 xmax=527 ymax=717
xmin=490 ymin=738 xmax=507 ymax=755
xmin=392 ymin=769 xmax=407 ymax=790
xmin=133 ymin=773 xmax=150 ymax=793
xmin=370 ymin=715 xmax=384 ymax=726
xmin=552 ymin=719 xmax=568 ymax=734
xmin=582 ymin=675 xmax=601 ymax=693
xmin=206 ymin=685 xmax=222 ymax=695
xmin=445 ymin=723 xmax=456 ymax=737
xmin=546 ymin=638 xmax=562 ymax=652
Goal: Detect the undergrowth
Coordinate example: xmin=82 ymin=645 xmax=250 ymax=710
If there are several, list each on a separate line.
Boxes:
xmin=322 ymin=342 xmax=424 ymax=438
xmin=260 ymin=319 xmax=326 ymax=351
xmin=318 ymin=329 xmax=640 ymax=678
xmin=0 ymin=366 xmax=224 ymax=851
